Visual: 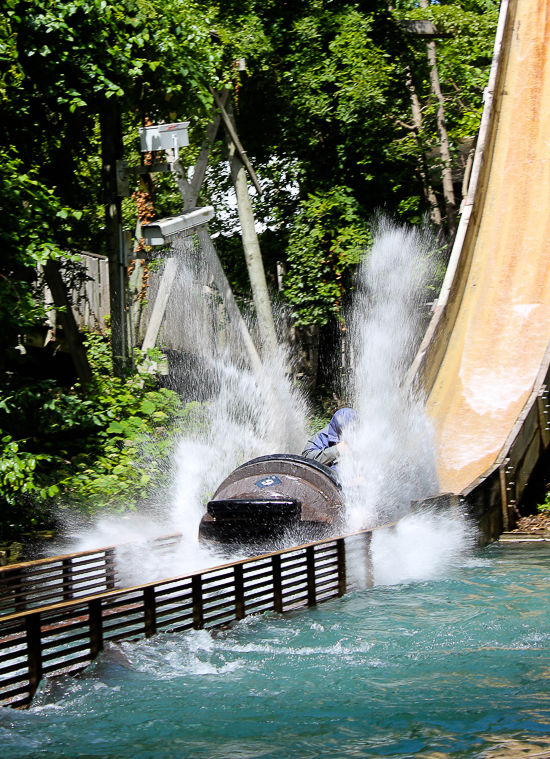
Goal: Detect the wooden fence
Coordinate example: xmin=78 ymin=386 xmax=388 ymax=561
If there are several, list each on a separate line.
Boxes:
xmin=0 ymin=528 xmax=381 ymax=709
xmin=0 ymin=534 xmax=183 ymax=619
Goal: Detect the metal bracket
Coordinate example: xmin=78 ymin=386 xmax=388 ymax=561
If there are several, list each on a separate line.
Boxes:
xmin=116 ymin=159 xmax=175 ymax=197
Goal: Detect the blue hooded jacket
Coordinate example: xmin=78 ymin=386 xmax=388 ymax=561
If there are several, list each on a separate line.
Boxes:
xmin=302 ymin=408 xmax=357 ymax=468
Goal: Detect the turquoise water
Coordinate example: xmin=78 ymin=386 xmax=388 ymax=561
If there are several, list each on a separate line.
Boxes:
xmin=2 ymin=544 xmax=550 ymax=759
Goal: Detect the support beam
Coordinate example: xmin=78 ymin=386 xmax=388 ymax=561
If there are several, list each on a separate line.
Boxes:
xmin=197 ymin=229 xmax=262 ymax=373
xmin=212 ymin=89 xmax=263 ymax=196
xmin=174 ymin=88 xmax=229 ymax=209
xmin=224 ymin=101 xmax=278 ymax=357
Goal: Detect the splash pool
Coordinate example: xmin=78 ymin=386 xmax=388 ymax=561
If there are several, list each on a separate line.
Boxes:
xmin=2 ymin=543 xmax=549 ymax=759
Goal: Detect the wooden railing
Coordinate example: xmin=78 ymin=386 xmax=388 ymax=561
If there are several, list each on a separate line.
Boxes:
xmin=0 ymin=528 xmax=383 ymax=709
xmin=0 ymin=533 xmax=183 ymax=618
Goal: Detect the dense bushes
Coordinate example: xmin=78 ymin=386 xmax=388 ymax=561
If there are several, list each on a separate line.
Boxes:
xmin=0 ymin=333 xmax=200 ymax=538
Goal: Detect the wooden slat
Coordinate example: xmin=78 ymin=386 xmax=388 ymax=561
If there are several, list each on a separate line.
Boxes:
xmin=0 ymin=683 xmax=31 ymax=700
xmin=202 ymin=610 xmax=237 ymax=626
xmin=42 ymin=655 xmax=92 ymax=676
xmin=155 ymin=593 xmax=192 ymax=608
xmin=0 ymin=549 xmax=114 ymax=574
xmin=155 ymin=610 xmax=194 ymax=627
xmin=155 ymin=608 xmax=194 ymax=624
xmin=0 ymin=672 xmax=30 ymax=689
xmin=2 ymin=577 xmax=112 ymax=607
xmin=41 ymin=630 xmax=90 ymax=650
xmin=243 ymin=587 xmax=273 ymax=604
xmin=155 ymin=584 xmax=192 ymax=598
xmin=0 ymin=633 xmax=26 ymax=650
xmin=41 ymin=619 xmax=90 ymax=639
xmin=202 ymin=588 xmax=237 ymax=605
xmin=244 ymin=595 xmax=275 ymax=611
xmin=102 ymin=617 xmax=144 ymax=634
xmin=313 ymin=568 xmax=338 ymax=582
xmin=0 ymin=649 xmax=27 ymax=666
xmin=42 ymin=642 xmax=91 ymax=664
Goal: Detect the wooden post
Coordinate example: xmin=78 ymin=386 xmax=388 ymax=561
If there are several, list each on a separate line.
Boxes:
xmin=105 ymin=549 xmax=116 ymax=591
xmin=89 ymin=599 xmax=103 ymax=659
xmin=364 ymin=532 xmax=374 ymax=589
xmin=192 ymin=574 xmax=203 ymax=629
xmin=143 ymin=586 xmax=157 ymax=638
xmin=306 ymin=546 xmax=316 ymax=607
xmin=223 ymin=100 xmax=278 ymax=358
xmin=43 ymin=261 xmax=94 ymax=386
xmin=499 ymin=465 xmax=510 ymax=532
xmin=26 ymin=613 xmax=42 ymax=700
xmin=234 ymin=564 xmax=245 ymax=621
xmin=14 ymin=572 xmax=26 ymax=614
xmin=61 ymin=558 xmax=74 ymax=602
xmin=336 ymin=538 xmax=347 ymax=597
xmin=272 ymin=554 xmax=283 ymax=613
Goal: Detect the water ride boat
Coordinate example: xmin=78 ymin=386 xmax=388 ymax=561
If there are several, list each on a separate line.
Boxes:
xmin=198 ymin=454 xmax=344 ymax=543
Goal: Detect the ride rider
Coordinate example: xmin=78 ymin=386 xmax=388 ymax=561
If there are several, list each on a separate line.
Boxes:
xmin=301 ymin=407 xmax=357 ymax=470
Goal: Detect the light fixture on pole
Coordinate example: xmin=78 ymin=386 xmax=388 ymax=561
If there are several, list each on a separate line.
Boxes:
xmin=141 ymin=206 xmax=215 ymax=246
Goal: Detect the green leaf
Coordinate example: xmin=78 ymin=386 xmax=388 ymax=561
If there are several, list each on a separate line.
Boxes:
xmin=140 ymin=400 xmax=155 ymax=415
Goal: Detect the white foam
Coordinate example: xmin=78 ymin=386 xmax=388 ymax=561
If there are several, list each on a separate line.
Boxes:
xmin=371 ymin=509 xmax=476 ymax=586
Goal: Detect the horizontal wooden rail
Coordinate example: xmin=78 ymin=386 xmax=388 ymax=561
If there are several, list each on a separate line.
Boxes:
xmin=0 ymin=523 xmax=397 ymax=709
xmin=0 ymin=534 xmax=183 ymax=618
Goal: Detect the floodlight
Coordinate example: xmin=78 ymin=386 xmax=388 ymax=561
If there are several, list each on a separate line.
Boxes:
xmin=141 ymin=206 xmax=215 ymax=246
xmin=139 ymin=122 xmax=190 ymax=160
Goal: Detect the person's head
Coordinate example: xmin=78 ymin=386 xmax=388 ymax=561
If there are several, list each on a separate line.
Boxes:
xmin=330 ymin=407 xmax=358 ymax=439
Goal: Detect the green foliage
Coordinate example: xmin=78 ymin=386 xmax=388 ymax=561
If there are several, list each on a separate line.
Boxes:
xmin=538 ymin=493 xmax=550 ymax=514
xmin=202 ymin=0 xmax=498 ymax=315
xmin=284 ymin=187 xmax=370 ymax=326
xmin=0 ymin=150 xmax=84 ymax=364
xmin=1 ymin=0 xmax=220 ymax=258
xmin=0 ymin=333 xmax=204 ymax=535
xmin=395 ymin=0 xmax=499 ymax=146
xmin=0 ymin=435 xmax=54 ymax=504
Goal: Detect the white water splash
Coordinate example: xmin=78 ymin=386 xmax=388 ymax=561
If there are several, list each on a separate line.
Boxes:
xmin=339 ymin=217 xmax=440 ymax=531
xmin=63 ymin=238 xmax=309 ymax=583
xmin=371 ymin=508 xmax=477 ymax=586
xmin=63 ymin=219 xmax=475 ymax=589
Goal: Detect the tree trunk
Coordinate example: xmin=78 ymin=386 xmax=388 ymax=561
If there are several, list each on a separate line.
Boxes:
xmin=43 ymin=260 xmax=93 ymax=387
xmin=224 ymin=103 xmax=278 ymax=357
xmin=100 ymin=101 xmax=127 ymax=376
xmin=406 ymin=69 xmax=442 ymax=225
xmin=419 ymin=0 xmax=457 ymax=235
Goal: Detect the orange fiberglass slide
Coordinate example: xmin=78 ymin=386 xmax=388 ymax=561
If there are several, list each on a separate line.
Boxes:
xmin=411 ymin=0 xmax=550 ymax=537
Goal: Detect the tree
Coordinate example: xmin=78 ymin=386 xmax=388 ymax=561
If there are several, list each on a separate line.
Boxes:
xmin=1 ymin=0 xmax=220 ymax=373
xmin=201 ymin=0 xmax=497 ymax=308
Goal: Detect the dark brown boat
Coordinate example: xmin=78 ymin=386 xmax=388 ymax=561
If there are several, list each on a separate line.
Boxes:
xmin=199 ymin=454 xmax=344 ymax=544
